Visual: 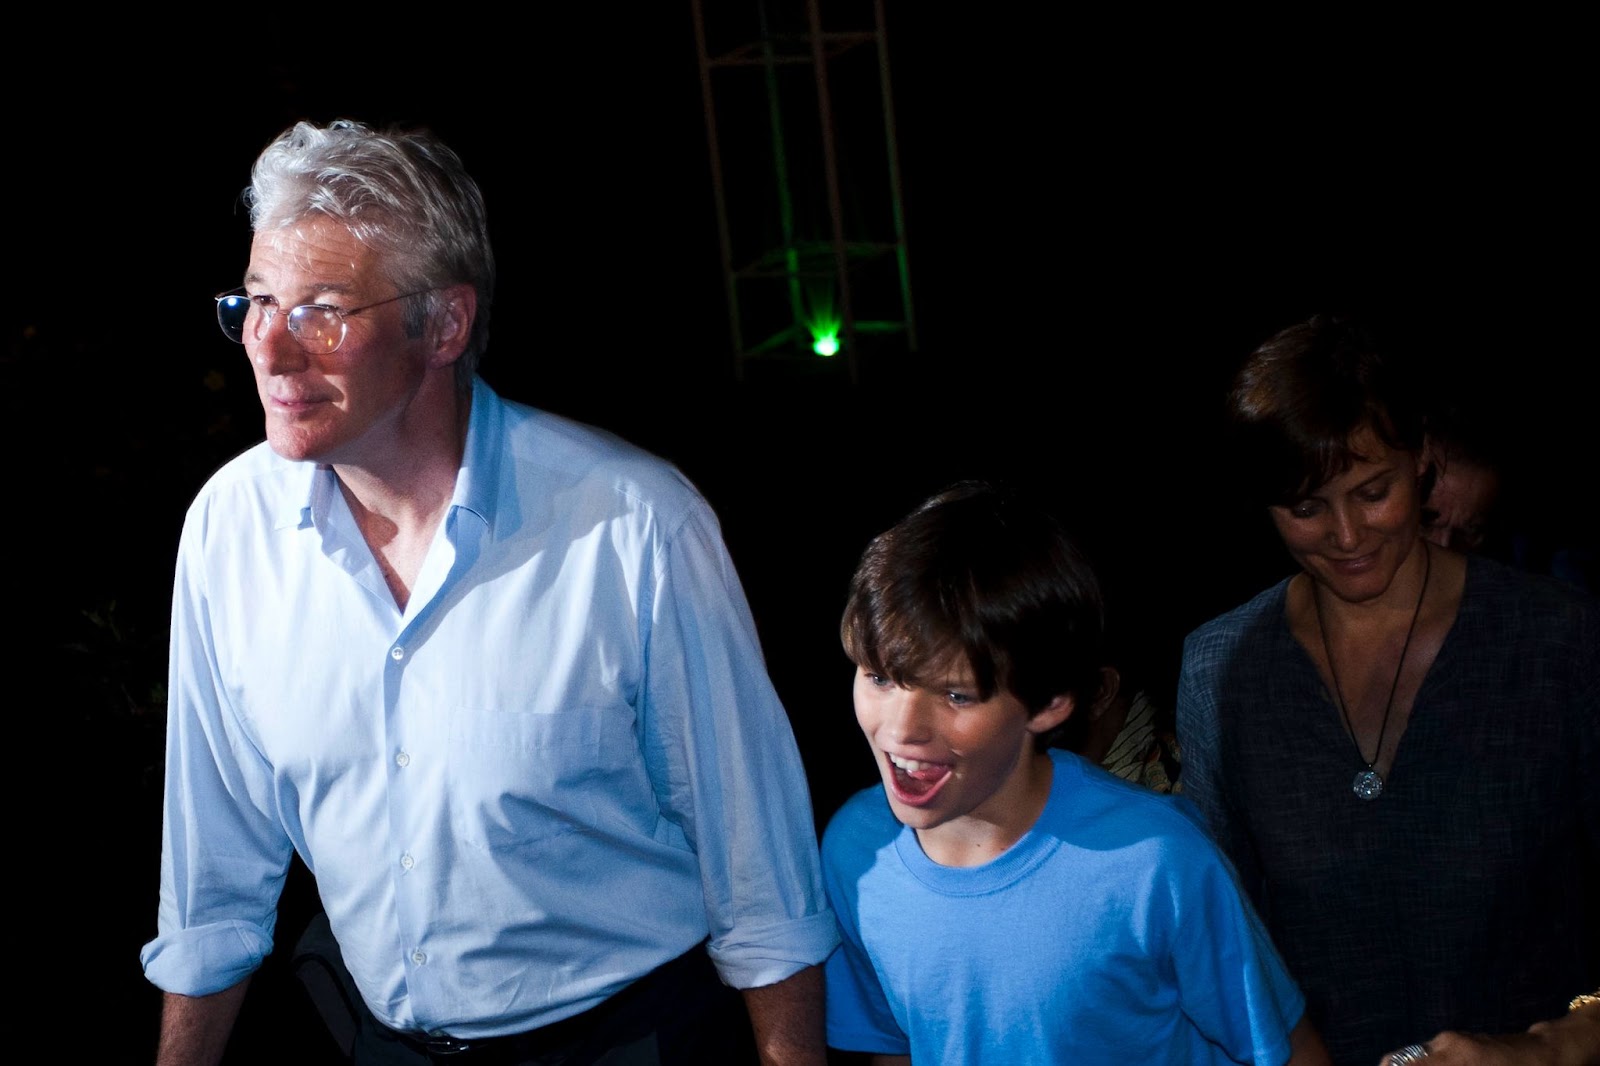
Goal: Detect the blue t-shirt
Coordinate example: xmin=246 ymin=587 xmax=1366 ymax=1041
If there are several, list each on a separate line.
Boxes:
xmin=823 ymin=749 xmax=1305 ymax=1064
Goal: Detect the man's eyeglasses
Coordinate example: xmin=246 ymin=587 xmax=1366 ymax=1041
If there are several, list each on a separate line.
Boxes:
xmin=214 ymin=288 xmax=432 ymax=355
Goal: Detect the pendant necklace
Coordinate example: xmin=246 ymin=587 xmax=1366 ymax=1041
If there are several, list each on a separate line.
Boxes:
xmin=1313 ymin=543 xmax=1431 ymax=800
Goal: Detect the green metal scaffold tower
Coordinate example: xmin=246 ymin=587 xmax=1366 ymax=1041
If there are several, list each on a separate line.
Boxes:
xmin=692 ymin=0 xmax=917 ymax=383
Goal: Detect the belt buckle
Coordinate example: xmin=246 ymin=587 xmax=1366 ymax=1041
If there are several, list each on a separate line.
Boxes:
xmin=421 ymin=1034 xmax=476 ymax=1056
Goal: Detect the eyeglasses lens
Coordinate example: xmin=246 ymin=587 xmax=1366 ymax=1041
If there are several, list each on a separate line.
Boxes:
xmin=287 ymin=306 xmax=344 ymax=353
xmin=217 ymin=293 xmax=250 ymax=343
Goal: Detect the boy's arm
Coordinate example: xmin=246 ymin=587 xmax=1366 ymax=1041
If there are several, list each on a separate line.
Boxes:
xmin=1285 ymin=1015 xmax=1333 ymax=1066
xmin=870 ymin=1057 xmax=911 ymax=1066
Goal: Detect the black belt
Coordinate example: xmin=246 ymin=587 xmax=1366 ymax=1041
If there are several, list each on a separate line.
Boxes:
xmin=394 ymin=998 xmax=612 ymax=1062
xmin=394 ymin=1023 xmax=569 ymax=1061
xmin=390 ymin=942 xmax=716 ymax=1063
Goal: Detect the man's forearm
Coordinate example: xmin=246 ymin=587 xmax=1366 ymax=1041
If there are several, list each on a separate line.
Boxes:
xmin=155 ymin=980 xmax=249 ymax=1066
xmin=741 ymin=964 xmax=827 ymax=1066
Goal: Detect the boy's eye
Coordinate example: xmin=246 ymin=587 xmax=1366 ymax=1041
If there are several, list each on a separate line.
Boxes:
xmin=864 ymin=672 xmax=891 ymax=688
xmin=945 ymin=690 xmax=976 ymax=707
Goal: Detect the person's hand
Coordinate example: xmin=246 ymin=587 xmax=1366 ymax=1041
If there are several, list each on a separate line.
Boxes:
xmin=1379 ymin=1022 xmax=1593 ymax=1066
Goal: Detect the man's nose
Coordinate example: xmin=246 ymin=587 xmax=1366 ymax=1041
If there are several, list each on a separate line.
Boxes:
xmin=250 ymin=311 xmax=308 ymax=375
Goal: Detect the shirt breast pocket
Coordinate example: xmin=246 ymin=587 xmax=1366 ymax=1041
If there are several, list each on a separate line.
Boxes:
xmin=447 ymin=703 xmax=637 ymax=850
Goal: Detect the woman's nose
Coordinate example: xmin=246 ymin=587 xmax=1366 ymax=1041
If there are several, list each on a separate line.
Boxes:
xmin=1329 ymin=504 xmax=1362 ymax=551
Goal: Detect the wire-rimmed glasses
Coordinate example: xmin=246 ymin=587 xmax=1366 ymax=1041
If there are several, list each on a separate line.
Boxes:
xmin=214 ymin=287 xmax=432 ymax=354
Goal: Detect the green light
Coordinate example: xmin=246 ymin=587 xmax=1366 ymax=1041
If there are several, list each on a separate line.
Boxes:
xmin=802 ymin=283 xmax=842 ymax=359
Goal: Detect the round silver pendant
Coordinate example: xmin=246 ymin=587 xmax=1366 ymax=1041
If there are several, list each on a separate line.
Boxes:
xmin=1352 ymin=768 xmax=1385 ymax=800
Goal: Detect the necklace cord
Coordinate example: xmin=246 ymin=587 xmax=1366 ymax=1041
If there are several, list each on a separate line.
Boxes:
xmin=1314 ymin=542 xmax=1433 ymax=771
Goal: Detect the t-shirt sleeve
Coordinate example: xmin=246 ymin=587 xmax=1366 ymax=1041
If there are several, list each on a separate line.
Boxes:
xmin=820 ymin=810 xmax=910 ymax=1056
xmin=1168 ymin=818 xmax=1305 ymax=1066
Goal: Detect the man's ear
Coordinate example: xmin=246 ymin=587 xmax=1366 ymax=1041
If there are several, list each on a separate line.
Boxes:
xmin=427 ymin=284 xmax=477 ymax=368
xmin=1026 ymin=693 xmax=1077 ymax=737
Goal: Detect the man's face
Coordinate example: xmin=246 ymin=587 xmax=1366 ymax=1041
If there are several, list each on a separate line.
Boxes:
xmin=242 ymin=216 xmax=433 ymax=467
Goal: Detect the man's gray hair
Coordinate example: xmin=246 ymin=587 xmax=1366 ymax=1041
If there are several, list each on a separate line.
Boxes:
xmin=245 ymin=119 xmax=495 ymax=392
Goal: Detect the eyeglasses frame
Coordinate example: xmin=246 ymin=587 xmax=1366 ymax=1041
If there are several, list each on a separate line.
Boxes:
xmin=214 ymin=286 xmax=435 ymax=355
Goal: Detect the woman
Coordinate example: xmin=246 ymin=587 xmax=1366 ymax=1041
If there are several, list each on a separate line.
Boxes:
xmin=1176 ymin=315 xmax=1599 ymax=1066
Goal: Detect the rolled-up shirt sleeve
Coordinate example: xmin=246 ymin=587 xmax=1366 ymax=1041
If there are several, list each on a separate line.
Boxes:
xmin=638 ymin=500 xmax=840 ymax=989
xmin=141 ymin=506 xmax=294 ymax=996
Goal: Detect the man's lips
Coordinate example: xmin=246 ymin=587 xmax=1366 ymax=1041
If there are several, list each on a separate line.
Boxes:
xmin=268 ymin=393 xmax=329 ymax=410
xmin=885 ymin=752 xmax=953 ymax=807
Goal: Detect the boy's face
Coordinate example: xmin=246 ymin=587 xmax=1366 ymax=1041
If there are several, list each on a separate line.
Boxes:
xmin=852 ymin=657 xmax=1068 ymax=838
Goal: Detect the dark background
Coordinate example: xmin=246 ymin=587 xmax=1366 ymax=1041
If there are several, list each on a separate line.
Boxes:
xmin=13 ymin=7 xmax=1589 ymax=1061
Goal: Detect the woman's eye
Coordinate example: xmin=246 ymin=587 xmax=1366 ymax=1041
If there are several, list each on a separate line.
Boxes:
xmin=1357 ymin=483 xmax=1391 ymax=503
xmin=1290 ymin=502 xmax=1318 ymax=519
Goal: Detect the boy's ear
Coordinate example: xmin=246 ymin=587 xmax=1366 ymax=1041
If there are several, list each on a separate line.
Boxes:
xmin=1026 ymin=693 xmax=1077 ymax=736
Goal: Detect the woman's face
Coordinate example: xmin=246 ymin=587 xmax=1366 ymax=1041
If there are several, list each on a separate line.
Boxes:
xmin=1269 ymin=425 xmax=1427 ymax=605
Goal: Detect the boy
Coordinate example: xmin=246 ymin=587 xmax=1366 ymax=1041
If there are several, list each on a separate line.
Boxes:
xmin=822 ymin=482 xmax=1330 ymax=1064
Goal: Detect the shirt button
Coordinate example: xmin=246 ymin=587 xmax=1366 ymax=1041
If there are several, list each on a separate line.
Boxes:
xmin=391 ymin=646 xmax=405 ymax=661
xmin=395 ymin=751 xmax=411 ymax=768
xmin=401 ymin=853 xmax=415 ymax=870
xmin=412 ymin=950 xmax=427 ymax=965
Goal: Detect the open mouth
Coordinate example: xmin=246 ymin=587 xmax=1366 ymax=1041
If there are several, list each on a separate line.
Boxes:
xmin=887 ymin=753 xmax=953 ymax=806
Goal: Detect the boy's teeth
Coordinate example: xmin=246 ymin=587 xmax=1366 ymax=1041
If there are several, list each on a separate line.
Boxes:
xmin=891 ymin=754 xmax=929 ymax=773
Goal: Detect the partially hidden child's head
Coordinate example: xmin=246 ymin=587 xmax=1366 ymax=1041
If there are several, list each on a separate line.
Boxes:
xmin=840 ymin=481 xmax=1107 ymax=751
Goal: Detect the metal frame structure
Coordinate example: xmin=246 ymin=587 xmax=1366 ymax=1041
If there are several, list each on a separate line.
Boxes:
xmin=691 ymin=0 xmax=916 ymax=382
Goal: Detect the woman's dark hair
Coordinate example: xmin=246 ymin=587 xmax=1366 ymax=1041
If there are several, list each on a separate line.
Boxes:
xmin=839 ymin=481 xmax=1106 ymax=749
xmin=1228 ymin=313 xmax=1426 ymax=507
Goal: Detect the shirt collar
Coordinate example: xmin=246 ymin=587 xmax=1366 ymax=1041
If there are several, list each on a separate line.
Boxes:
xmin=450 ymin=375 xmax=500 ymax=534
xmin=271 ymin=375 xmax=503 ymax=536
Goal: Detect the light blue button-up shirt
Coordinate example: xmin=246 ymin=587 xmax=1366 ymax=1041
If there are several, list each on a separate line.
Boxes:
xmin=142 ymin=379 xmax=838 ymax=1037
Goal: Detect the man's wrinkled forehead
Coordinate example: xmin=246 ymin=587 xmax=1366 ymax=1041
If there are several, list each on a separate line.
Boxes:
xmin=246 ymin=215 xmax=391 ymax=293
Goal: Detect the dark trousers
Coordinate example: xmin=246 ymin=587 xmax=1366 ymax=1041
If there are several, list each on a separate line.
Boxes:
xmin=292 ymin=913 xmax=758 ymax=1065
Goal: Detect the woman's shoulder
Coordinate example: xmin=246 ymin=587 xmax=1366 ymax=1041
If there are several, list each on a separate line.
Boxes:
xmin=1464 ymin=553 xmax=1599 ymax=626
xmin=1176 ymin=580 xmax=1302 ymax=710
xmin=1183 ymin=578 xmax=1293 ymax=660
